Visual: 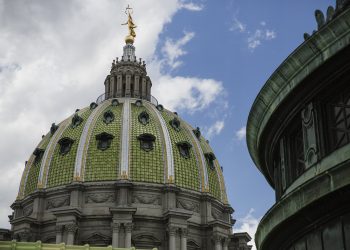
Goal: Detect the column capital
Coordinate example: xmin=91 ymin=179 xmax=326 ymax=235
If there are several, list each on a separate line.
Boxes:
xmin=65 ymin=223 xmax=78 ymax=233
xmin=168 ymin=225 xmax=178 ymax=236
xmin=213 ymin=234 xmax=223 ymax=243
xmin=181 ymin=228 xmax=188 ymax=237
xmin=55 ymin=225 xmax=64 ymax=233
xmin=125 ymin=222 xmax=134 ymax=233
xmin=111 ymin=222 xmax=121 ymax=232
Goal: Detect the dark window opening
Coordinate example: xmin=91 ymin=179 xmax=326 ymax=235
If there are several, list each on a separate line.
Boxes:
xmin=170 ymin=118 xmax=181 ymax=131
xmin=33 ymin=148 xmax=45 ymax=162
xmin=204 ymin=152 xmax=216 ymax=170
xmin=137 ymin=133 xmax=156 ymax=152
xmin=177 ymin=141 xmax=192 ymax=159
xmin=103 ymin=110 xmax=114 ymax=124
xmin=71 ymin=113 xmax=83 ymax=128
xmin=96 ymin=132 xmax=114 ymax=151
xmin=138 ymin=111 xmax=150 ymax=125
xmin=58 ymin=137 xmax=74 ymax=156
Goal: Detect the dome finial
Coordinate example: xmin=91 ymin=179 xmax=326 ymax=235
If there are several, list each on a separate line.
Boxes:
xmin=122 ymin=5 xmax=137 ymax=44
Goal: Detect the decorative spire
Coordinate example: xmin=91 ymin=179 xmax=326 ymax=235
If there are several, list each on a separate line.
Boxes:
xmin=122 ymin=5 xmax=137 ymax=44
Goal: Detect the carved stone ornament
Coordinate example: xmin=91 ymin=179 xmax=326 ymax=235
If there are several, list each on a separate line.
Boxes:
xmin=168 ymin=226 xmax=177 ymax=236
xmin=103 ymin=110 xmax=115 ymax=124
xmin=83 ymin=233 xmax=111 ymax=246
xmin=111 ymin=99 xmax=119 ymax=106
xmin=138 ymin=111 xmax=150 ymax=125
xmin=65 ymin=224 xmax=78 ymax=233
xmin=50 ymin=123 xmax=59 ymax=135
xmin=315 ymin=10 xmax=325 ymax=29
xmin=46 ymin=196 xmax=70 ymax=209
xmin=95 ymin=132 xmax=114 ymax=151
xmin=111 ymin=222 xmax=121 ymax=232
xmin=177 ymin=199 xmax=199 ymax=213
xmin=132 ymin=193 xmax=161 ymax=205
xmin=211 ymin=208 xmax=225 ymax=221
xmin=85 ymin=193 xmax=115 ymax=203
xmin=55 ymin=225 xmax=64 ymax=233
xmin=170 ymin=118 xmax=181 ymax=131
xmin=125 ymin=223 xmax=134 ymax=233
xmin=90 ymin=102 xmax=98 ymax=110
xmin=57 ymin=137 xmax=74 ymax=156
xmin=71 ymin=113 xmax=83 ymax=128
xmin=23 ymin=204 xmax=33 ymax=217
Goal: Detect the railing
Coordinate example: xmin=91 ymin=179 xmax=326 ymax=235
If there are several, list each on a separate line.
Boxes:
xmin=96 ymin=92 xmax=158 ymax=106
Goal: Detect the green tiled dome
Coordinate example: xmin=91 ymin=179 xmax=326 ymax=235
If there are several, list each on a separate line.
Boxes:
xmin=17 ymin=98 xmax=228 ymax=203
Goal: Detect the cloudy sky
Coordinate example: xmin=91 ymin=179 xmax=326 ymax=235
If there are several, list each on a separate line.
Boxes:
xmin=0 ymin=0 xmax=334 ymax=248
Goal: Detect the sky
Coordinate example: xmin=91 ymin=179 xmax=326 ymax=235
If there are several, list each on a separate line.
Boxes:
xmin=0 ymin=0 xmax=334 ymax=249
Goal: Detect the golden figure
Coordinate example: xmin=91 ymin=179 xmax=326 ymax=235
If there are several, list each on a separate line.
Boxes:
xmin=122 ymin=5 xmax=137 ymax=44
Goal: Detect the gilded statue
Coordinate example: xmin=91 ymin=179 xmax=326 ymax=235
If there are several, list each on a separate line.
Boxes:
xmin=122 ymin=5 xmax=137 ymax=43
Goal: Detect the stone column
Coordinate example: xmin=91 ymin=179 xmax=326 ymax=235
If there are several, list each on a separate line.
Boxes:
xmin=125 ymin=74 xmax=131 ymax=97
xmin=141 ymin=77 xmax=147 ymax=99
xmin=180 ymin=228 xmax=188 ymax=250
xmin=168 ymin=226 xmax=177 ymax=250
xmin=55 ymin=225 xmax=64 ymax=244
xmin=111 ymin=223 xmax=120 ymax=248
xmin=116 ymin=75 xmax=122 ymax=97
xmin=214 ymin=235 xmax=222 ymax=250
xmin=66 ymin=224 xmax=78 ymax=245
xmin=223 ymin=237 xmax=229 ymax=250
xmin=125 ymin=223 xmax=133 ymax=248
xmin=110 ymin=75 xmax=116 ymax=97
xmin=134 ymin=75 xmax=140 ymax=98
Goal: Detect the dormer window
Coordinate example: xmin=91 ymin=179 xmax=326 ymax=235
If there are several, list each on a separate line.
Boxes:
xmin=33 ymin=148 xmax=45 ymax=162
xmin=204 ymin=152 xmax=216 ymax=170
xmin=135 ymin=100 xmax=143 ymax=107
xmin=177 ymin=142 xmax=192 ymax=159
xmin=193 ymin=127 xmax=201 ymax=139
xmin=96 ymin=132 xmax=114 ymax=151
xmin=71 ymin=113 xmax=83 ymax=128
xmin=90 ymin=102 xmax=98 ymax=110
xmin=111 ymin=99 xmax=119 ymax=106
xmin=156 ymin=104 xmax=164 ymax=111
xmin=138 ymin=111 xmax=150 ymax=125
xmin=137 ymin=134 xmax=156 ymax=152
xmin=170 ymin=118 xmax=181 ymax=131
xmin=58 ymin=137 xmax=74 ymax=156
xmin=103 ymin=110 xmax=114 ymax=124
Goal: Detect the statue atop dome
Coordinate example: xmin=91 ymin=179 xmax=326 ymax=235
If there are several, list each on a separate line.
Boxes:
xmin=122 ymin=5 xmax=137 ymax=44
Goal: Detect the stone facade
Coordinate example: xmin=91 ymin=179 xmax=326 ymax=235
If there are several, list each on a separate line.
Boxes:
xmin=9 ymin=181 xmax=250 ymax=249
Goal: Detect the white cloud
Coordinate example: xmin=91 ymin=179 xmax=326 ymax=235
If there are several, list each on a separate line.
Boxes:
xmin=247 ymin=28 xmax=277 ymax=51
xmin=179 ymin=2 xmax=204 ymax=11
xmin=204 ymin=120 xmax=225 ymax=139
xmin=233 ymin=208 xmax=261 ymax=250
xmin=229 ymin=17 xmax=276 ymax=51
xmin=230 ymin=18 xmax=246 ymax=33
xmin=0 ymin=0 xmax=224 ymax=229
xmin=161 ymin=31 xmax=195 ymax=70
xmin=235 ymin=126 xmax=246 ymax=140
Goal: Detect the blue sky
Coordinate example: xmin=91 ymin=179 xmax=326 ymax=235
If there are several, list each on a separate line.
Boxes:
xmin=0 ymin=0 xmax=335 ymax=248
xmin=151 ymin=0 xmax=334 ymax=239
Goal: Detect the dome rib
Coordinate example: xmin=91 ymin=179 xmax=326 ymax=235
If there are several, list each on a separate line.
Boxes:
xmin=145 ymin=102 xmax=175 ymax=183
xmin=46 ymin=108 xmax=92 ymax=188
xmin=84 ymin=102 xmax=123 ymax=182
xmin=37 ymin=114 xmax=74 ymax=189
xmin=75 ymin=100 xmax=111 ymax=181
xmin=181 ymin=121 xmax=209 ymax=192
xmin=120 ymin=99 xmax=131 ymax=179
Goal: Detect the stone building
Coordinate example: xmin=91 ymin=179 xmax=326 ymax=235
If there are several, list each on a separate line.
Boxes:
xmin=1 ymin=9 xmax=251 ymax=250
xmin=247 ymin=1 xmax=350 ymax=250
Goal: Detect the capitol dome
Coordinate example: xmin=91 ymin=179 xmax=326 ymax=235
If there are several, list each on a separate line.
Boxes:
xmin=18 ymin=96 xmax=227 ymax=203
xmin=8 ymin=9 xmax=252 ymax=250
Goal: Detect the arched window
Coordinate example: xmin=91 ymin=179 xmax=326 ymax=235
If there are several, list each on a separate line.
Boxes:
xmin=137 ymin=134 xmax=156 ymax=152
